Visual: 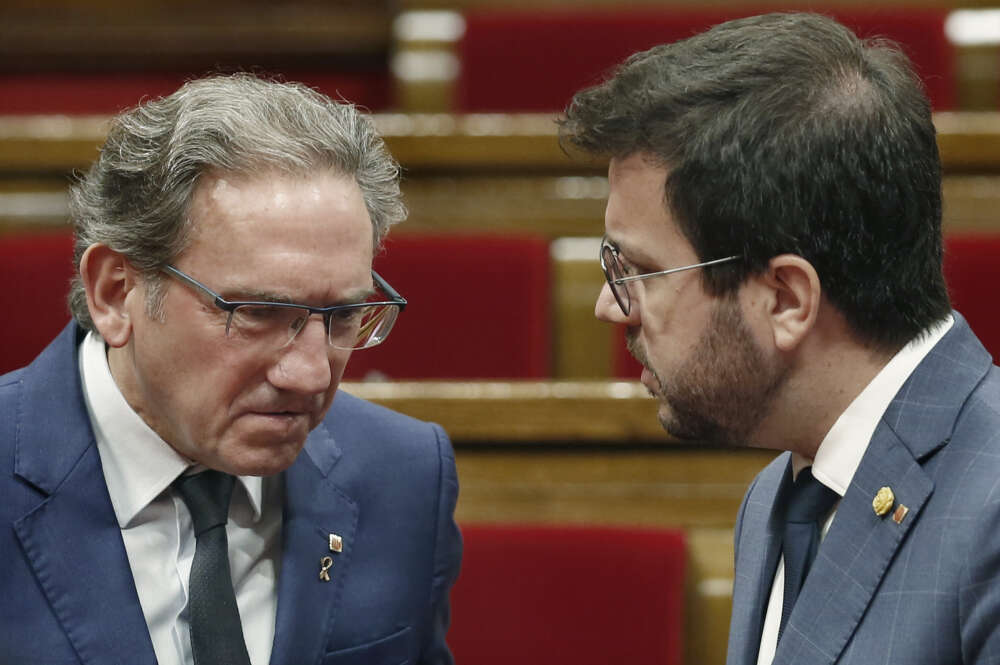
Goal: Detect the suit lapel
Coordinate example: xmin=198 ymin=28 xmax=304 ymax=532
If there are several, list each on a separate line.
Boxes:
xmin=13 ymin=324 xmax=156 ymax=664
xmin=269 ymin=422 xmax=358 ymax=665
xmin=772 ymin=423 xmax=933 ymax=665
xmin=727 ymin=454 xmax=791 ymax=665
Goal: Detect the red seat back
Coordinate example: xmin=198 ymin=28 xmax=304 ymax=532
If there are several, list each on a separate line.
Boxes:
xmin=0 ymin=230 xmax=76 ymax=374
xmin=344 ymin=233 xmax=552 ymax=379
xmin=448 ymin=523 xmax=686 ymax=665
xmin=457 ymin=8 xmax=954 ymax=112
xmin=0 ymin=71 xmax=391 ymax=115
xmin=944 ymin=233 xmax=1000 ymax=361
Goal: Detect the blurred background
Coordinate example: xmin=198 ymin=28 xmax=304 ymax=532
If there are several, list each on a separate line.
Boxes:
xmin=4 ymin=1 xmax=1000 ymax=662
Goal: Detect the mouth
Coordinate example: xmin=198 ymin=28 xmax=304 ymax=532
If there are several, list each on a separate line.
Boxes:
xmin=243 ymin=409 xmax=312 ymax=433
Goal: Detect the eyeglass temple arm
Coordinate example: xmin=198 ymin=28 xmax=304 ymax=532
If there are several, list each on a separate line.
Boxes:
xmin=372 ymin=270 xmax=407 ymax=309
xmin=612 ymin=255 xmax=740 ymax=285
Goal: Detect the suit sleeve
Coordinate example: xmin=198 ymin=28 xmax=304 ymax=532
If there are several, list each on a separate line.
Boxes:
xmin=959 ymin=487 xmax=1000 ymax=664
xmin=417 ymin=423 xmax=463 ymax=665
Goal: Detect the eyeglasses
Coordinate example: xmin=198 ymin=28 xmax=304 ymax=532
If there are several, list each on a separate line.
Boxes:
xmin=600 ymin=237 xmax=740 ymax=316
xmin=161 ymin=265 xmax=407 ymax=351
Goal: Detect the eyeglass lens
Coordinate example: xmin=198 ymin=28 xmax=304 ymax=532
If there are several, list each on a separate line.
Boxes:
xmin=225 ymin=303 xmax=400 ymax=350
xmin=600 ymin=243 xmax=631 ymax=316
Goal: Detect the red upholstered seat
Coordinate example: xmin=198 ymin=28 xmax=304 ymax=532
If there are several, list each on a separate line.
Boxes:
xmin=0 ymin=71 xmax=391 ymax=115
xmin=457 ymin=8 xmax=954 ymax=112
xmin=944 ymin=233 xmax=1000 ymax=361
xmin=344 ymin=233 xmax=552 ymax=379
xmin=0 ymin=230 xmax=76 ymax=375
xmin=448 ymin=523 xmax=686 ymax=665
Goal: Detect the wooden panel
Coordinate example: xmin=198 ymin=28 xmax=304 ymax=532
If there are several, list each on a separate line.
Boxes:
xmin=551 ymin=237 xmax=614 ymax=378
xmin=5 ymin=112 xmax=1000 ymax=175
xmin=342 ymin=380 xmax=666 ymax=441
xmin=0 ymin=4 xmax=391 ymax=71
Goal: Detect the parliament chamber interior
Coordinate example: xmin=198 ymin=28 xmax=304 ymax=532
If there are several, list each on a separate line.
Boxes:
xmin=4 ymin=0 xmax=1000 ymax=662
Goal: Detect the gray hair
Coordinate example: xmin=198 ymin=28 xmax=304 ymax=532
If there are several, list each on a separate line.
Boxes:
xmin=68 ymin=73 xmax=406 ymax=331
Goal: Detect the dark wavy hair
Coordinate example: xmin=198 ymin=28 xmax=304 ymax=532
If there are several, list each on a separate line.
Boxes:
xmin=560 ymin=12 xmax=950 ymax=351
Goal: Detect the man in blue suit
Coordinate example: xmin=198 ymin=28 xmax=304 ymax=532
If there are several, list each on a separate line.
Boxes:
xmin=561 ymin=12 xmax=1000 ymax=665
xmin=0 ymin=74 xmax=461 ymax=664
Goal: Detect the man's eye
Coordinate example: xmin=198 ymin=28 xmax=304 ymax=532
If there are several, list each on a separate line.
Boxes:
xmin=620 ymin=260 xmax=640 ymax=276
xmin=237 ymin=305 xmax=286 ymax=321
xmin=331 ymin=307 xmax=364 ymax=323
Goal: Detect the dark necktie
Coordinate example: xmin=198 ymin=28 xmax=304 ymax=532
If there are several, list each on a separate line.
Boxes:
xmin=778 ymin=466 xmax=839 ymax=642
xmin=173 ymin=470 xmax=252 ymax=665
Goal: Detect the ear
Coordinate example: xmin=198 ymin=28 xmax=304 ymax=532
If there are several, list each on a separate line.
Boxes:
xmin=79 ymin=243 xmax=138 ymax=348
xmin=759 ymin=254 xmax=821 ymax=352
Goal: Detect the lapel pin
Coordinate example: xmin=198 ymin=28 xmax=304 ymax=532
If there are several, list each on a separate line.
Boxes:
xmin=872 ymin=486 xmax=895 ymax=517
xmin=319 ymin=556 xmax=334 ymax=582
xmin=892 ymin=504 xmax=909 ymax=524
xmin=329 ymin=533 xmax=343 ymax=553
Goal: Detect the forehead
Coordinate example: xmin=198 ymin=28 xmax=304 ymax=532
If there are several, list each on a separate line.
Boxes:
xmin=606 ymin=153 xmax=693 ymax=262
xmin=182 ymin=169 xmax=374 ymax=296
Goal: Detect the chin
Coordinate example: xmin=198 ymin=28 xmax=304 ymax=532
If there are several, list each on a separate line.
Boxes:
xmin=226 ymin=438 xmax=306 ymax=477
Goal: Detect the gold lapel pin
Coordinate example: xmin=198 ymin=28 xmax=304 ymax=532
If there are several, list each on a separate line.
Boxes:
xmin=892 ymin=504 xmax=909 ymax=524
xmin=319 ymin=556 xmax=334 ymax=582
xmin=872 ymin=486 xmax=895 ymax=517
xmin=329 ymin=533 xmax=343 ymax=553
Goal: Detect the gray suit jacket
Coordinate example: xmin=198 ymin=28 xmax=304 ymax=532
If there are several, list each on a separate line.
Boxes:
xmin=727 ymin=312 xmax=1000 ymax=665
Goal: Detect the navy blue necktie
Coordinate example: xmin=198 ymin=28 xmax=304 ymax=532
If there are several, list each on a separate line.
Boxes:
xmin=174 ymin=470 xmax=252 ymax=665
xmin=778 ymin=467 xmax=839 ymax=642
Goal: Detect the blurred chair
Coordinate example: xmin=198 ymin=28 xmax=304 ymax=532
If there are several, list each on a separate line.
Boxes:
xmin=0 ymin=2 xmax=394 ymax=114
xmin=0 ymin=230 xmax=75 ymax=374
xmin=0 ymin=71 xmax=390 ymax=115
xmin=944 ymin=233 xmax=1000 ymax=361
xmin=456 ymin=8 xmax=954 ymax=112
xmin=448 ymin=523 xmax=686 ymax=665
xmin=344 ymin=232 xmax=552 ymax=380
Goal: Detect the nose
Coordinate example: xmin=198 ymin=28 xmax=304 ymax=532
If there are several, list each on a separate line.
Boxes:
xmin=595 ymin=281 xmax=634 ymax=324
xmin=268 ymin=316 xmax=336 ymax=394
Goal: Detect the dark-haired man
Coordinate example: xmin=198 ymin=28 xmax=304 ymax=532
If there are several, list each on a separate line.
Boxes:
xmin=562 ymin=12 xmax=1000 ymax=665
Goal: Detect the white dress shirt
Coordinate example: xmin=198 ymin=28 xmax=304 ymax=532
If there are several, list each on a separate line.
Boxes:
xmin=755 ymin=315 xmax=953 ymax=665
xmin=78 ymin=331 xmax=282 ymax=665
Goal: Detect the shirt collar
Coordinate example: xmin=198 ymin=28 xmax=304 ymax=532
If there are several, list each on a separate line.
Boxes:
xmin=792 ymin=315 xmax=954 ymax=495
xmin=79 ymin=331 xmax=264 ymax=527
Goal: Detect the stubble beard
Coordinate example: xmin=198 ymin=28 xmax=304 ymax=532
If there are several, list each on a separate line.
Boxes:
xmin=627 ymin=297 xmax=788 ymax=448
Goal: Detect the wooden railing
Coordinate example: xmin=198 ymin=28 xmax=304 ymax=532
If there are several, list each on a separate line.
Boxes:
xmin=5 ymin=112 xmax=1000 ymax=235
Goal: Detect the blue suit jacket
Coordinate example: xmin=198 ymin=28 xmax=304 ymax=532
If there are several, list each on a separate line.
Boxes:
xmin=0 ymin=324 xmax=462 ymax=665
xmin=727 ymin=313 xmax=1000 ymax=665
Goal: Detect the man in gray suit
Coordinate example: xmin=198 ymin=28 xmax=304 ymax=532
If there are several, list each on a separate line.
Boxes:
xmin=560 ymin=12 xmax=1000 ymax=665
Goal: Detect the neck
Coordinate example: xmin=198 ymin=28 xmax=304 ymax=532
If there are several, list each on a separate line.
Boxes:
xmin=750 ymin=313 xmax=897 ymax=460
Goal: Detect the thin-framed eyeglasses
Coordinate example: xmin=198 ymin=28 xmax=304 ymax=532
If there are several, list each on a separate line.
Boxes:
xmin=161 ymin=264 xmax=407 ymax=351
xmin=600 ymin=237 xmax=740 ymax=316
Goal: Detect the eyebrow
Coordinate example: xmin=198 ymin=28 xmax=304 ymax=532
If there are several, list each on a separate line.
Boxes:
xmin=224 ymin=285 xmax=377 ymax=307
